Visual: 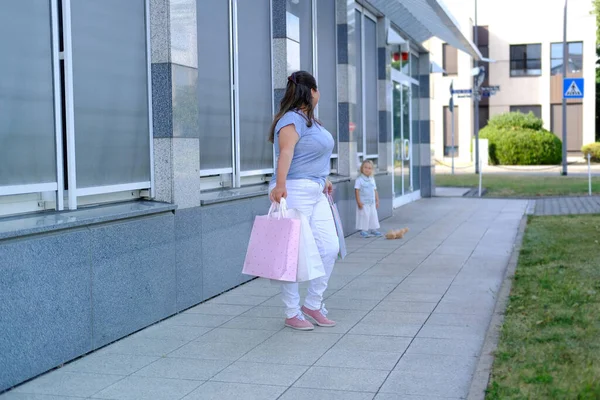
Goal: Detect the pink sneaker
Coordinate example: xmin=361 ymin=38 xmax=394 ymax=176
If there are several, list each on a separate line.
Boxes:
xmin=301 ymin=305 xmax=336 ymax=327
xmin=284 ymin=313 xmax=314 ymax=331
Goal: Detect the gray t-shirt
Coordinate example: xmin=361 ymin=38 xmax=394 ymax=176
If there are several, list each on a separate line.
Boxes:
xmin=273 ymin=110 xmax=334 ymax=186
xmin=355 ymin=174 xmax=377 ymax=204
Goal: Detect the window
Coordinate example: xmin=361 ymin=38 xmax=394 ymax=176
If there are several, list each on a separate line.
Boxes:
xmin=510 ymin=105 xmax=542 ymax=120
xmin=352 ymin=8 xmax=379 ymax=159
xmin=316 ymin=0 xmax=338 ymax=155
xmin=198 ymin=0 xmax=273 ymax=188
xmin=551 ymin=42 xmax=583 ymax=75
xmin=479 ymin=106 xmax=489 ymax=130
xmin=510 ymin=44 xmax=541 ymax=76
xmin=287 ymin=0 xmax=312 ymax=74
xmin=0 ymin=0 xmax=153 ymax=217
xmin=442 ymin=44 xmax=458 ymax=75
xmin=443 ymin=106 xmax=458 ymax=157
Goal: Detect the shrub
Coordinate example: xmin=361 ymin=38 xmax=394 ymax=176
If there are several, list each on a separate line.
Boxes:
xmin=487 ymin=111 xmax=544 ymax=131
xmin=582 ymin=143 xmax=600 ymax=162
xmin=480 ymin=112 xmax=562 ymax=165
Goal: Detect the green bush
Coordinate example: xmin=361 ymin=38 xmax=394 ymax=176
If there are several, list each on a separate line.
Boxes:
xmin=480 ymin=112 xmax=562 ymax=165
xmin=486 ymin=111 xmax=544 ymax=131
xmin=582 ymin=143 xmax=600 ymax=162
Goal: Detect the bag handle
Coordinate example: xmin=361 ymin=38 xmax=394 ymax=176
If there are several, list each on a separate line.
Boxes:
xmin=268 ymin=197 xmax=288 ymax=219
xmin=326 ymin=193 xmax=334 ymax=206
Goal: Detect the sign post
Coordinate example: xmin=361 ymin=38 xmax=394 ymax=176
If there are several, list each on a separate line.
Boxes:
xmin=449 ymin=81 xmax=455 ymax=175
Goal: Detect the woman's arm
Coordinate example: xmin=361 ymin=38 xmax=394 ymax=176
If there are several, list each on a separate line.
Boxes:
xmin=270 ymin=125 xmax=299 ymax=203
xmin=375 ymin=189 xmax=380 ymax=209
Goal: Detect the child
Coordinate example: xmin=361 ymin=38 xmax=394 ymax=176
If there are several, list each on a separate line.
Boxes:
xmin=355 ymin=160 xmax=382 ymax=238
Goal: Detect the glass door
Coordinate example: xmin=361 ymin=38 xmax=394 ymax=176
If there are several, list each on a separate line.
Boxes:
xmin=392 ymin=80 xmax=412 ymax=198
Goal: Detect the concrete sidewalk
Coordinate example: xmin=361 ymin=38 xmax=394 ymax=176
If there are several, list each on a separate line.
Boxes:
xmin=0 ymin=198 xmax=528 ymax=400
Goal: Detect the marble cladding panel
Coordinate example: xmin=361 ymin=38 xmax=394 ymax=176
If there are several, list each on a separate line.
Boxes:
xmin=0 ymin=230 xmax=92 ymax=392
xmin=172 ymin=64 xmax=200 ymax=138
xmin=338 ymin=102 xmax=350 ymax=142
xmin=174 ymin=207 xmax=204 ymax=311
xmin=273 ymin=38 xmax=288 ymax=90
xmin=337 ymin=23 xmax=348 ymax=64
xmin=172 ymin=138 xmax=201 ymax=209
xmin=272 ymin=0 xmax=286 ymax=38
xmin=170 ymin=0 xmax=198 ymax=68
xmin=201 ymin=197 xmax=269 ymax=299
xmin=153 ymin=138 xmax=174 ymax=203
xmin=90 ymin=213 xmax=177 ymax=349
xmin=337 ymin=64 xmax=349 ymax=103
xmin=151 ymin=63 xmax=174 ymax=138
xmin=150 ymin=0 xmax=170 ymax=64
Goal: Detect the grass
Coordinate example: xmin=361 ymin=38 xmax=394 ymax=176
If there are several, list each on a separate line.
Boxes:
xmin=486 ymin=215 xmax=600 ymax=400
xmin=435 ymin=174 xmax=600 ymax=197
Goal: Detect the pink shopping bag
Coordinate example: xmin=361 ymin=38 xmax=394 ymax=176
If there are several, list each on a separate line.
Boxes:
xmin=242 ymin=199 xmax=301 ymax=282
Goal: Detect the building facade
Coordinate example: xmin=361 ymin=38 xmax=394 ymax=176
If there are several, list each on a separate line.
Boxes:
xmin=0 ymin=0 xmax=478 ymax=391
xmin=429 ymin=0 xmax=596 ymax=163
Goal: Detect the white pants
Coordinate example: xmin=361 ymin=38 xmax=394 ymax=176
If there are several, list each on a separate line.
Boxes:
xmin=356 ymin=203 xmax=380 ymax=231
xmin=272 ymin=179 xmax=339 ymax=318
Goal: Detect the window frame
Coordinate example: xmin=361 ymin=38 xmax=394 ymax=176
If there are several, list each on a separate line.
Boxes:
xmin=509 ymin=43 xmax=542 ymax=77
xmin=550 ymin=41 xmax=583 ymax=76
xmin=355 ymin=5 xmax=379 ymax=161
xmin=509 ymin=104 xmax=542 ymax=120
xmin=0 ymin=0 xmax=154 ymax=217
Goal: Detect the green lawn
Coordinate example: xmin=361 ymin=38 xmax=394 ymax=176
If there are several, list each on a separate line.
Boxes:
xmin=486 ymin=215 xmax=600 ymax=399
xmin=435 ymin=174 xmax=600 ymax=197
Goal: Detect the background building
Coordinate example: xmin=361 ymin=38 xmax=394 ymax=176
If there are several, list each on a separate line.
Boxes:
xmin=429 ymin=0 xmax=596 ymax=163
xmin=0 ymin=0 xmax=479 ymax=391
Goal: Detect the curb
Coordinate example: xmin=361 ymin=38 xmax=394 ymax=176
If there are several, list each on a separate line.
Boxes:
xmin=467 ymin=213 xmax=529 ymax=400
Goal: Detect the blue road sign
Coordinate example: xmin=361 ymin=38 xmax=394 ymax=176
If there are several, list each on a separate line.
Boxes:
xmin=451 ymin=89 xmax=472 ymax=95
xmin=563 ymin=78 xmax=584 ymax=99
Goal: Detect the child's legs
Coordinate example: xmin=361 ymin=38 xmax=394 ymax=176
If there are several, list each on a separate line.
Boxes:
xmin=356 ymin=206 xmax=370 ymax=231
xmin=368 ymin=204 xmax=380 ymax=230
xmin=305 ymin=194 xmax=339 ymax=310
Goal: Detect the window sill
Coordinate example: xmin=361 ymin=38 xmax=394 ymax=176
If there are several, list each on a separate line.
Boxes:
xmin=199 ymin=175 xmax=353 ymax=206
xmin=0 ymin=200 xmax=177 ymax=241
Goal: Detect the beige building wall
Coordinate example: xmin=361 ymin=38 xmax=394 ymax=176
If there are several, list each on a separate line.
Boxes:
xmin=429 ymin=0 xmax=596 ymax=163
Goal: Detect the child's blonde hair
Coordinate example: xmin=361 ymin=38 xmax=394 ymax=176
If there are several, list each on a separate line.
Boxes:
xmin=359 ymin=159 xmax=374 ymax=176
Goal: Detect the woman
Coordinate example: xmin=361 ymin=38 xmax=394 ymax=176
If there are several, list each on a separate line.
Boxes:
xmin=269 ymin=70 xmax=339 ymax=331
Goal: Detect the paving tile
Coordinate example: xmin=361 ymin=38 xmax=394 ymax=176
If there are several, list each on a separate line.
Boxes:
xmin=162 ymin=313 xmax=233 ymax=328
xmin=374 ymin=395 xmax=461 ymax=400
xmin=239 ymin=343 xmax=329 ymax=365
xmin=231 ymin=285 xmax=282 ymax=297
xmin=327 ymin=289 xmax=392 ymax=301
xmin=168 ymin=340 xmax=255 ymax=361
xmin=349 ymin=322 xmax=422 ymax=337
xmin=211 ymin=361 xmax=308 ymax=387
xmin=197 ymin=327 xmax=276 ymax=347
xmin=133 ymin=324 xmax=211 ymax=342
xmin=101 ymin=337 xmax=187 ymax=357
xmin=91 ymin=376 xmax=202 ymax=400
xmin=12 ymin=372 xmax=123 ymax=398
xmin=184 ymin=304 xmax=253 ymax=316
xmin=133 ymin=357 xmax=230 ymax=381
xmin=323 ymin=297 xmax=379 ymax=311
xmin=0 ymin=394 xmax=88 ymax=399
xmin=334 ymin=334 xmax=411 ymax=353
xmin=294 ymin=366 xmax=387 ymax=392
xmin=182 ymin=382 xmax=285 ymax=400
xmin=427 ymin=312 xmax=491 ymax=329
xmin=220 ymin=316 xmax=284 ymax=331
xmin=385 ymin=292 xmax=443 ymax=303
xmin=207 ymin=294 xmax=271 ymax=306
xmin=405 ymin=337 xmax=482 ymax=357
xmin=61 ymin=353 xmax=158 ymax=376
xmin=241 ymin=306 xmax=283 ymax=318
xmin=394 ymin=283 xmax=450 ymax=294
xmin=279 ymin=388 xmax=375 ymax=400
xmin=373 ymin=301 xmax=437 ymax=314
xmin=316 ymin=348 xmax=402 ymax=370
xmin=380 ymin=354 xmax=477 ymax=398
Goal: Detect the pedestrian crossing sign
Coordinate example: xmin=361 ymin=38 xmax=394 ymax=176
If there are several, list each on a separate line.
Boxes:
xmin=563 ymin=78 xmax=584 ymax=99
